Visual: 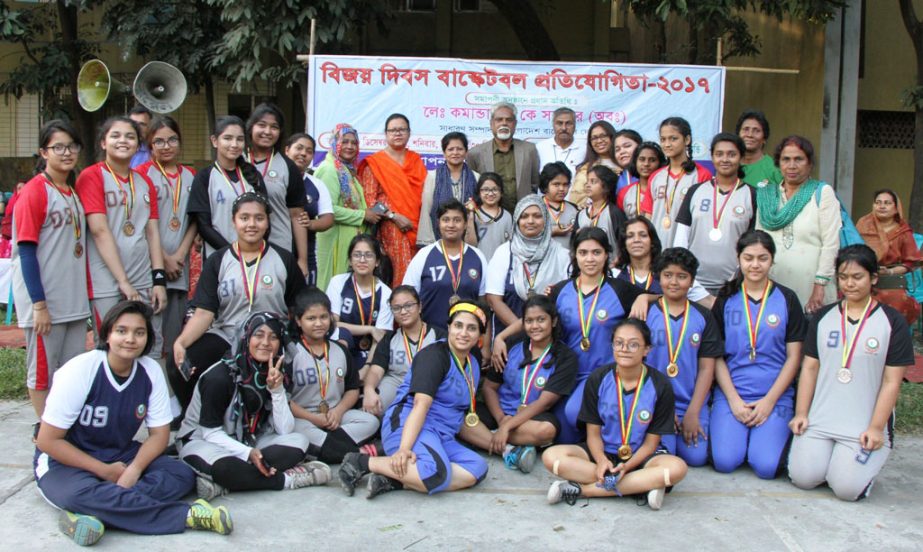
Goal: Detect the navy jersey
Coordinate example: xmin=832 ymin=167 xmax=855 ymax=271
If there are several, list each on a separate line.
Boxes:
xmin=38 ymin=350 xmax=172 ymax=464
xmin=645 ymin=301 xmax=723 ymax=413
xmin=403 ymin=242 xmax=488 ymax=330
xmin=579 ymin=364 xmax=674 ymax=455
xmin=485 ymin=338 xmax=578 ymax=416
xmin=712 ymin=283 xmax=806 ymax=407
xmin=385 ymin=341 xmax=482 ymax=437
xmin=550 ymin=277 xmax=643 ymax=379
xmin=326 ymin=273 xmax=394 ymax=365
xmin=614 ymin=267 xmax=663 ymax=294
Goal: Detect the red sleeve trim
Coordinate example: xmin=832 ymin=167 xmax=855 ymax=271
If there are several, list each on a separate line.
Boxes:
xmin=75 ymin=163 xmax=107 ymax=215
xmin=13 ymin=176 xmax=49 ymax=243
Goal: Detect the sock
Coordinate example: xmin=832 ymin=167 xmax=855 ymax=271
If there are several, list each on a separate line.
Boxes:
xmin=385 ymin=475 xmax=404 ymax=490
xmin=283 ymin=473 xmax=293 ymax=489
xmin=358 ymin=454 xmax=370 ymax=471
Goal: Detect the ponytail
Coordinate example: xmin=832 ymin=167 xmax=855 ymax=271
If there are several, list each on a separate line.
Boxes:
xmin=237 ymin=156 xmax=263 ymax=194
xmin=682 ymin=143 xmax=696 ymax=174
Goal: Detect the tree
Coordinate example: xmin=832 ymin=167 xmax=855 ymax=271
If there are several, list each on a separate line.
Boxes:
xmin=486 ymin=0 xmax=560 ymax=60
xmin=900 ymin=0 xmax=923 ymax=231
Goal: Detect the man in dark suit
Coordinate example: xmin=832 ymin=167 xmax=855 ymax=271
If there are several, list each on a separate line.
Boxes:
xmin=466 ymin=102 xmax=540 ymax=212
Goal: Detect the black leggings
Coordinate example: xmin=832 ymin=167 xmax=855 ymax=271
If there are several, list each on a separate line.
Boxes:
xmin=185 ymin=445 xmax=304 ymax=492
xmin=169 ymin=333 xmax=231 ymax=412
xmin=310 ymin=429 xmax=364 ymax=464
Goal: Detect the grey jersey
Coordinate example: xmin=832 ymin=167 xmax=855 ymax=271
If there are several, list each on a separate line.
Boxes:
xmin=545 ymin=198 xmax=578 ymax=249
xmin=804 ymin=303 xmax=914 ymax=441
xmin=473 ymin=208 xmax=513 ymax=255
xmin=675 ymin=180 xmax=756 ymax=290
xmin=77 ymin=163 xmax=156 ymax=298
xmin=371 ymin=326 xmax=444 ymax=382
xmin=576 ymin=204 xmax=620 ymax=259
xmin=254 ymin=153 xmax=297 ymax=253
xmin=650 ymin=165 xmax=709 ymax=247
xmin=205 ymin=166 xmax=256 ymax=258
xmin=11 ymin=176 xmax=90 ymax=326
xmin=288 ymin=340 xmax=358 ymax=411
xmin=142 ymin=162 xmax=195 ymax=290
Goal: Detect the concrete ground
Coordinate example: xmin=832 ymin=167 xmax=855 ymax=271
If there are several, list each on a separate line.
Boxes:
xmin=1 ymin=400 xmax=921 ymax=551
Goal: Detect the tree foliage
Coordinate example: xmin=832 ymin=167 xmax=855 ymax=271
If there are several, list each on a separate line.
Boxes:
xmin=898 ymin=0 xmax=923 ymax=230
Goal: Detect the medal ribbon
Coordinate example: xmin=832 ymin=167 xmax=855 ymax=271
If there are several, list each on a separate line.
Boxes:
xmin=664 ymin=170 xmax=683 ymax=217
xmin=449 ymin=349 xmax=476 ymax=415
xmin=588 ymin=201 xmax=607 ymax=227
xmin=235 ymin=241 xmax=265 ymax=311
xmin=248 ymin=150 xmax=275 ymax=178
xmin=576 ymin=276 xmax=605 ymax=344
xmin=520 ymin=342 xmax=552 ymax=406
xmin=628 ymin=266 xmax=651 ymax=291
xmin=154 ymin=161 xmax=182 ymax=216
xmin=352 ymin=275 xmax=377 ymax=326
xmin=543 ymin=197 xmax=562 ymax=226
xmin=402 ymin=323 xmax=427 ymax=364
xmin=104 ymin=162 xmax=135 ymax=220
xmin=741 ymin=281 xmax=773 ymax=356
xmin=840 ymin=297 xmax=875 ymax=370
xmin=616 ymin=366 xmax=647 ymax=448
xmin=440 ymin=240 xmax=465 ymax=295
xmin=43 ymin=174 xmax=80 ymax=241
xmin=711 ymin=179 xmax=740 ymax=230
xmin=660 ymin=298 xmax=690 ymax=367
xmin=522 ymin=261 xmax=541 ymax=293
xmin=304 ymin=338 xmax=330 ymax=401
xmin=214 ymin=162 xmax=246 ymax=196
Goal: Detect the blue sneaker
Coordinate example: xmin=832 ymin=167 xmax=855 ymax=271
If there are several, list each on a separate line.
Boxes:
xmin=58 ymin=511 xmax=104 ymax=546
xmin=503 ymin=445 xmax=537 ymax=473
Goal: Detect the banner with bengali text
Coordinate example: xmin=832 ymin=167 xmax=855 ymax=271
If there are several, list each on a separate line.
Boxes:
xmin=307 ymin=55 xmax=726 ymax=170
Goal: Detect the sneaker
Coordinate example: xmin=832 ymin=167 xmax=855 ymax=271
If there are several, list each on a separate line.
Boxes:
xmin=186 ymin=498 xmax=233 ymax=535
xmin=196 ymin=476 xmax=228 ymax=501
xmin=366 ymin=474 xmax=398 ymax=500
xmin=547 ymin=480 xmax=582 ymax=506
xmin=338 ymin=452 xmax=369 ymax=496
xmin=647 ymin=487 xmax=665 ymax=511
xmin=284 ymin=461 xmax=332 ymax=489
xmin=503 ymin=445 xmax=537 ymax=473
xmin=58 ymin=511 xmax=104 ymax=546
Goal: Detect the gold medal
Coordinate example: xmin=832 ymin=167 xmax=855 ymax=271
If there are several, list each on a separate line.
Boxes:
xmin=527 ymin=289 xmax=536 ymax=299
xmin=318 ymin=400 xmax=329 ymax=414
xmin=666 ymin=363 xmax=679 ymax=378
xmin=580 ymin=338 xmax=590 ymax=351
xmin=465 ymin=412 xmax=480 ymax=427
xmin=617 ymin=444 xmax=633 ymax=460
xmin=74 ymin=243 xmax=83 ymax=258
xmin=661 ymin=216 xmax=672 ymax=229
xmin=169 ymin=216 xmax=181 ymax=232
xmin=749 ymin=349 xmax=756 ymax=361
xmin=123 ymin=221 xmax=135 ymax=236
xmin=359 ymin=336 xmax=372 ymax=351
xmin=449 ymin=294 xmax=461 ymax=305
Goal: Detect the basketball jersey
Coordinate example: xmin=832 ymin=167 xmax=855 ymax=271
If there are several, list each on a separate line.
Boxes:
xmin=11 ymin=175 xmax=89 ymax=326
xmin=550 ymin=277 xmax=642 ymax=379
xmin=484 ymin=244 xmax=525 ymax=335
xmin=326 ymin=272 xmax=394 ymax=365
xmin=613 ymin=267 xmax=663 ymax=294
xmin=644 ymin=300 xmax=723 ymax=414
xmin=576 ymin=203 xmax=622 ymax=258
xmin=38 ymin=350 xmax=172 ymax=464
xmin=303 ymin=174 xmax=334 ymax=287
xmin=543 ymin=198 xmax=579 ymax=249
xmin=188 ymin=165 xmax=257 ymax=259
xmin=484 ymin=339 xmax=578 ymax=416
xmin=649 ymin=163 xmax=712 ymax=247
xmin=288 ymin=339 xmax=358 ymax=412
xmin=579 ymin=364 xmax=674 ymax=455
xmin=712 ymin=283 xmax=805 ymax=407
xmin=403 ymin=241 xmax=488 ymax=330
xmin=252 ymin=153 xmax=302 ymax=253
xmin=473 ymin=208 xmax=513 ymax=255
xmin=193 ymin=243 xmax=297 ymax=344
xmin=804 ymin=302 xmax=913 ymax=440
xmin=618 ymin=182 xmax=653 ymax=219
xmin=76 ymin=163 xmax=157 ymax=298
xmin=139 ymin=161 xmax=195 ymax=290
xmin=371 ymin=325 xmax=445 ymax=383
xmin=674 ymin=180 xmax=756 ymax=290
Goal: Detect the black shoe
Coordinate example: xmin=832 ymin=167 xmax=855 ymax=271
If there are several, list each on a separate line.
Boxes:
xmin=163 ymin=443 xmax=179 ymax=457
xmin=366 ymin=474 xmax=399 ymax=500
xmin=338 ymin=452 xmax=368 ymax=497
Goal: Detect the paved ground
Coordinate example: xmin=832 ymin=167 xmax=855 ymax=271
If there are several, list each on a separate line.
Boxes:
xmin=1 ymin=400 xmax=921 ymax=551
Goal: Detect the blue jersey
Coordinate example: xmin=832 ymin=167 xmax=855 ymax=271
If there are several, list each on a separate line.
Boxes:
xmin=304 ymin=175 xmax=321 ymax=286
xmin=485 ymin=339 xmax=578 ymax=416
xmin=711 ymin=283 xmax=806 ymax=407
xmin=403 ymin=242 xmax=488 ymax=330
xmin=496 ymin=252 xmax=526 ymax=335
xmin=614 ymin=267 xmax=663 ymax=294
xmin=385 ymin=341 xmax=482 ymax=437
xmin=326 ymin=273 xmax=394 ymax=366
xmin=38 ymin=350 xmax=172 ymax=464
xmin=550 ymin=277 xmax=643 ymax=379
xmin=645 ymin=300 xmax=723 ymax=413
xmin=579 ymin=364 xmax=674 ymax=455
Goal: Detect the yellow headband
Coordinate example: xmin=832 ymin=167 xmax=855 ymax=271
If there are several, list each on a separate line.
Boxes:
xmin=449 ymin=302 xmax=487 ymax=328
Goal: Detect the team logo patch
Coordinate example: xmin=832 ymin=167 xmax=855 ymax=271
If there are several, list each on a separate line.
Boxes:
xmin=865 ymin=337 xmax=880 ymax=354
xmin=268 ymin=170 xmax=278 ymax=178
xmin=766 ymin=313 xmax=781 ymax=328
xmin=261 ymin=275 xmax=274 ymax=289
xmin=135 ymin=404 xmax=146 ymax=420
xmin=467 ymin=268 xmax=479 ymax=280
xmin=305 ymin=195 xmax=314 ymax=205
xmin=536 ymin=376 xmax=547 ymax=388
xmin=638 ymin=409 xmax=652 ymax=423
xmin=679 ymin=186 xmax=689 ymax=196
xmin=336 ymin=367 xmax=345 ymax=379
xmin=733 ymin=205 xmax=745 ymax=216
xmin=187 ymin=185 xmax=192 ymax=192
xmin=596 ymin=309 xmax=608 ymax=321
xmin=690 ymin=332 xmax=701 ymax=346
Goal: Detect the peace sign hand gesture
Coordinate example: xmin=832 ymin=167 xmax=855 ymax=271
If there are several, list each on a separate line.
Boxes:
xmin=267 ymin=353 xmax=285 ymax=392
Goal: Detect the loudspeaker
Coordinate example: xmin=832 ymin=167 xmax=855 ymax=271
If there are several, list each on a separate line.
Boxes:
xmin=76 ymin=60 xmax=128 ymax=112
xmin=133 ymin=61 xmax=187 ymax=114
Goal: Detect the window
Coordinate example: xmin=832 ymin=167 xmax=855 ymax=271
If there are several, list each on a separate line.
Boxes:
xmin=857 ymin=110 xmax=913 ymax=150
xmin=406 ymin=0 xmax=436 ymax=11
xmin=455 ymin=0 xmax=496 ymax=12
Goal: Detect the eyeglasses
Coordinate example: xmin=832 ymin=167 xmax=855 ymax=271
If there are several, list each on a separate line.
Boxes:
xmin=390 ymin=302 xmax=419 ymax=313
xmin=152 ymin=136 xmax=180 ymax=148
xmin=480 ymin=188 xmax=501 ymax=194
xmin=386 ymin=128 xmax=409 ymax=135
xmin=613 ymin=340 xmax=642 ymax=352
xmin=351 ymin=252 xmax=376 ymax=261
xmin=590 ymin=135 xmax=610 ymax=143
xmin=44 ymin=143 xmax=82 ymax=155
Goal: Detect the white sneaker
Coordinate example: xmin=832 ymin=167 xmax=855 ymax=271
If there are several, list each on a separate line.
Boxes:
xmin=547 ymin=480 xmax=582 ymax=505
xmin=285 ymin=461 xmax=332 ymax=489
xmin=647 ymin=487 xmax=665 ymax=510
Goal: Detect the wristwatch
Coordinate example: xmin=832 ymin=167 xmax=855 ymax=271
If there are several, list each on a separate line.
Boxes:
xmin=387 ymin=211 xmax=395 ymax=220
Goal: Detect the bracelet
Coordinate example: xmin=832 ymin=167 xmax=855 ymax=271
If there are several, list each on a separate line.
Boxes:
xmin=152 ymin=269 xmax=167 ymax=287
xmin=33 ymin=304 xmax=47 ymax=311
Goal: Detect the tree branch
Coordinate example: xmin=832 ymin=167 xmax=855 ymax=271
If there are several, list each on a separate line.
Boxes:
xmin=17 ymin=37 xmax=40 ymax=66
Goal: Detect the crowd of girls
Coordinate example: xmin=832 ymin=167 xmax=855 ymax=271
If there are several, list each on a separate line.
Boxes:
xmin=17 ymin=108 xmax=915 ymax=544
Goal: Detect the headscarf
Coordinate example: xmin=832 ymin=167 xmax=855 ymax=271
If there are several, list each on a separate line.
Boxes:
xmin=756 ymin=178 xmax=822 ymax=231
xmin=510 ymin=194 xmax=572 ymax=298
xmin=330 ymin=123 xmax=360 ymax=209
xmin=856 ymin=194 xmax=918 ymax=262
xmin=432 ymin=160 xmax=477 ymax=239
xmin=227 ymin=311 xmax=293 ymax=446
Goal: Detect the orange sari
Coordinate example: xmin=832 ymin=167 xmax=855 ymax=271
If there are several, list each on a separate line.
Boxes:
xmin=357 ymin=149 xmax=427 ymax=287
xmin=856 ymin=210 xmax=922 ymax=324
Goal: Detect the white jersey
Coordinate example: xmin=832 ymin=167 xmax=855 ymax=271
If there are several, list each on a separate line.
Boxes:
xmin=139 ymin=162 xmax=195 ymax=290
xmin=649 ymin=163 xmax=712 ymax=247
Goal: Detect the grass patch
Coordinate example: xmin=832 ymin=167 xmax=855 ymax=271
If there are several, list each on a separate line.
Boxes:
xmin=0 ymin=305 xmax=16 ymax=326
xmin=0 ymin=346 xmax=26 ymax=400
xmin=896 ymin=382 xmax=923 ymax=434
